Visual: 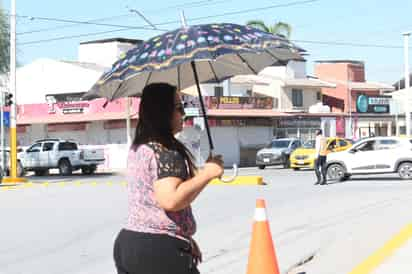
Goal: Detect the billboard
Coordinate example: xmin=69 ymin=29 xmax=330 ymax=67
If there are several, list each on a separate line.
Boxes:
xmin=356 ymin=95 xmax=390 ymax=113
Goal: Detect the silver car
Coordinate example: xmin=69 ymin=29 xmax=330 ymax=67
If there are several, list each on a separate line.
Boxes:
xmin=256 ymin=138 xmax=301 ymax=169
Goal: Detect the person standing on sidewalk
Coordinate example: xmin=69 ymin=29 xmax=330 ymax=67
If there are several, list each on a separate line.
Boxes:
xmin=314 ymin=129 xmax=328 ymax=185
xmin=113 ymin=83 xmax=224 ymax=274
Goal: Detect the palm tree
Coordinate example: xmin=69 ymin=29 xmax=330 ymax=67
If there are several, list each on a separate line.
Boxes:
xmin=246 ymin=20 xmax=292 ymax=38
xmin=0 ymin=8 xmax=10 ymax=73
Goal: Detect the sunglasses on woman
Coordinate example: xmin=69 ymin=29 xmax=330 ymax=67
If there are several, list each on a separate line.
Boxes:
xmin=174 ymin=103 xmax=185 ymax=115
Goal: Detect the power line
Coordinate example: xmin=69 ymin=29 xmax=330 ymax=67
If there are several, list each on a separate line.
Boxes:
xmin=17 ymin=14 xmax=130 ymax=35
xmin=14 ymin=14 xmax=169 ymax=33
xmin=19 ymin=0 xmax=321 ymax=46
xmin=15 ymin=0 xmax=231 ymax=36
xmin=20 ymin=28 xmax=138 ymax=45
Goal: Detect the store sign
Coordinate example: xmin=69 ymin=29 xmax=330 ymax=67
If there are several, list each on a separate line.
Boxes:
xmin=356 ymin=95 xmax=390 ymax=113
xmin=48 ymin=102 xmax=90 ymax=114
xmin=206 ymin=96 xmax=274 ymax=109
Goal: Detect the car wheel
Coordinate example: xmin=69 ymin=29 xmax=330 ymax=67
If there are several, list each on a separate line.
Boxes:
xmin=81 ymin=166 xmax=96 ymax=175
xmin=293 ymin=167 xmax=300 ymax=171
xmin=17 ymin=161 xmax=24 ymax=177
xmin=59 ymin=159 xmax=72 ymax=176
xmin=258 ymin=165 xmax=266 ymax=170
xmin=327 ymin=164 xmax=346 ymax=181
xmin=398 ymin=162 xmax=412 ymax=180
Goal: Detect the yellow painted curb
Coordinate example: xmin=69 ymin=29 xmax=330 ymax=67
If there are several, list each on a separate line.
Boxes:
xmin=2 ymin=177 xmax=28 ymax=183
xmin=348 ymin=223 xmax=412 ymax=274
xmin=210 ymin=176 xmax=263 ymax=185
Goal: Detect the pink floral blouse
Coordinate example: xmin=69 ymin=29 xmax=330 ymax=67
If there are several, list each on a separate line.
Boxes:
xmin=125 ymin=142 xmax=196 ymax=241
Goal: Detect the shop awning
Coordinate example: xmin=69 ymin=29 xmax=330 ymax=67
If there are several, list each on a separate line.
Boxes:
xmin=17 ymin=111 xmax=138 ymax=125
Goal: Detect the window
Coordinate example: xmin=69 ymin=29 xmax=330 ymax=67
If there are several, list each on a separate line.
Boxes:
xmin=316 ymin=92 xmax=322 ymax=101
xmin=27 ymin=143 xmax=41 ymax=153
xmin=42 ymin=142 xmax=54 ymax=152
xmin=58 ymin=142 xmax=78 ymax=151
xmin=339 ymin=140 xmax=348 ymax=147
xmin=377 ymin=139 xmax=399 ymax=150
xmin=214 ymin=86 xmax=224 ymax=97
xmin=356 ymin=140 xmax=376 ymax=152
xmin=292 ymin=89 xmax=303 ymax=107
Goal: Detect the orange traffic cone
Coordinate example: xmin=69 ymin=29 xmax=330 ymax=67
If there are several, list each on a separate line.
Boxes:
xmin=246 ymin=199 xmax=280 ymax=274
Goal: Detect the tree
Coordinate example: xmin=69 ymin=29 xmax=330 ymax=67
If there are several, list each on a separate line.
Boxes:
xmin=246 ymin=20 xmax=292 ymax=38
xmin=0 ymin=8 xmax=9 ymax=73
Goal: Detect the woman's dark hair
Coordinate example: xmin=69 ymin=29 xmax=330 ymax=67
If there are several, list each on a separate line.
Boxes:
xmin=132 ymin=83 xmax=196 ymax=177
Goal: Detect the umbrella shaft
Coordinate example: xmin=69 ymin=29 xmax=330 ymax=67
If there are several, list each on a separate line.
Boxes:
xmin=190 ymin=61 xmax=214 ymax=152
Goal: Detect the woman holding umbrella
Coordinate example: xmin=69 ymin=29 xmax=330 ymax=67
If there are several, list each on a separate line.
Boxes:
xmin=113 ymin=83 xmax=224 ymax=274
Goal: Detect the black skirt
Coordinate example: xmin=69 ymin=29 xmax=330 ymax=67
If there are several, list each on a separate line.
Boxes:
xmin=114 ymin=229 xmax=200 ymax=274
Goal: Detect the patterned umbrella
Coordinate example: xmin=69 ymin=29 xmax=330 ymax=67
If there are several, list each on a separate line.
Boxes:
xmin=84 ymin=22 xmax=304 ymax=181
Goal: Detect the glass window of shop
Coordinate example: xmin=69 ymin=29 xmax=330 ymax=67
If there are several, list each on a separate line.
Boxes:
xmin=274 ymin=118 xmax=321 ymax=142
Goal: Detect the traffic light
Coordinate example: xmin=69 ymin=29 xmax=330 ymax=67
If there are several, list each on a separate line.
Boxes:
xmin=4 ymin=92 xmax=13 ymax=107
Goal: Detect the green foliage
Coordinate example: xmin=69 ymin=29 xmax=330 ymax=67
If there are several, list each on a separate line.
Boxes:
xmin=246 ymin=20 xmax=292 ymax=38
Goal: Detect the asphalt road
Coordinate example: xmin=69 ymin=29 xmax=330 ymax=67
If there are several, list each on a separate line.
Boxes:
xmin=1 ymin=167 xmax=412 ymax=274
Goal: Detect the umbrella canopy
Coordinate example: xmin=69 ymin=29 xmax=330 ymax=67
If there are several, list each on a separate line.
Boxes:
xmin=84 ymin=23 xmax=304 ymax=100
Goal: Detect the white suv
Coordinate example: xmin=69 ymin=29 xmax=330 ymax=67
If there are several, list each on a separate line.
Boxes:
xmin=326 ymin=137 xmax=412 ymax=181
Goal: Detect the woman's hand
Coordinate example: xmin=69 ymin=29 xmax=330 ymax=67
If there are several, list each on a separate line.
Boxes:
xmin=204 ymin=154 xmax=224 ymax=179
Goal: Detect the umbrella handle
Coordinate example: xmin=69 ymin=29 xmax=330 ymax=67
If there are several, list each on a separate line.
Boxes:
xmin=219 ymin=163 xmax=238 ymax=183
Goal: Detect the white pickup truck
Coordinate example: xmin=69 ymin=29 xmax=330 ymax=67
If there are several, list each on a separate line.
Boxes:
xmin=18 ymin=139 xmax=105 ymax=176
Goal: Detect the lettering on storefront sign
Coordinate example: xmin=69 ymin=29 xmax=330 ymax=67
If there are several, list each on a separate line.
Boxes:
xmin=206 ymin=96 xmax=274 ymax=109
xmin=48 ymin=102 xmax=90 ymax=114
xmin=356 ymin=95 xmax=390 ymax=113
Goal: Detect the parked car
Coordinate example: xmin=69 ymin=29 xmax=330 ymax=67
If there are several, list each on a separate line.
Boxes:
xmin=290 ymin=137 xmax=352 ymax=170
xmin=256 ymin=138 xmax=301 ymax=169
xmin=18 ymin=139 xmax=105 ymax=176
xmin=326 ymin=137 xmax=412 ymax=181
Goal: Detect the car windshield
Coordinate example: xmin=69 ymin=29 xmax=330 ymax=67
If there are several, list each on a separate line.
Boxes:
xmin=302 ymin=140 xmax=315 ymax=148
xmin=268 ymin=140 xmax=290 ymax=148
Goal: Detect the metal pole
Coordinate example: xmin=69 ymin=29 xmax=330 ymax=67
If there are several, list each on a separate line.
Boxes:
xmin=347 ymin=67 xmax=352 ymax=139
xmin=126 ymin=97 xmax=132 ymax=148
xmin=403 ymin=32 xmax=411 ymax=136
xmin=9 ymin=0 xmax=18 ymax=178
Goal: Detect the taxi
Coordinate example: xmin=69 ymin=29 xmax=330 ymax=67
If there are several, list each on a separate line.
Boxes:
xmin=290 ymin=137 xmax=352 ymax=170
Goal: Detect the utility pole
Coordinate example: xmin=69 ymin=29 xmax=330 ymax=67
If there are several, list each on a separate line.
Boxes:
xmin=3 ymin=0 xmax=25 ymax=183
xmin=403 ymin=32 xmax=411 ymax=136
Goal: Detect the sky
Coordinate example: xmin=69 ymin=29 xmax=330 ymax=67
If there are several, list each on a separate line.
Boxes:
xmin=2 ymin=0 xmax=412 ymax=85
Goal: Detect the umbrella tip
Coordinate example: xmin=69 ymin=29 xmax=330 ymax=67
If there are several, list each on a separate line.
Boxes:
xmin=180 ymin=10 xmax=188 ymax=28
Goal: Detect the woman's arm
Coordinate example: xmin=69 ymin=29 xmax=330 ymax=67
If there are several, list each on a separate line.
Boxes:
xmin=153 ymin=157 xmax=223 ymax=212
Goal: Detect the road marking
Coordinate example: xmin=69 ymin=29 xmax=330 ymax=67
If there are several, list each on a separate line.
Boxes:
xmin=348 ymin=223 xmax=412 ymax=274
xmin=1 ymin=181 xmax=128 ymax=191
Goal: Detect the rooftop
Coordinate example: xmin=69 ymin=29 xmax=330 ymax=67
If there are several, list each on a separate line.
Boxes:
xmin=315 ymin=60 xmax=364 ymax=66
